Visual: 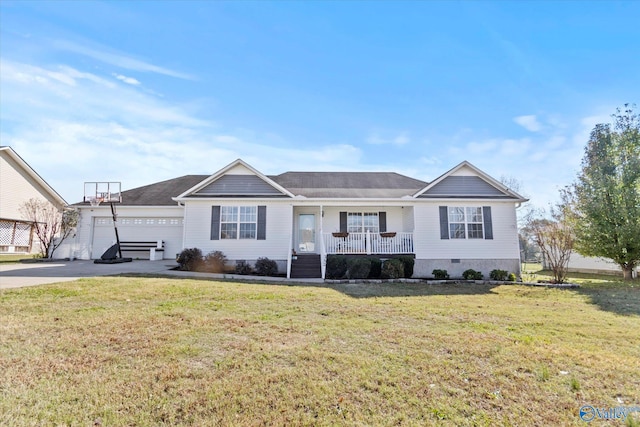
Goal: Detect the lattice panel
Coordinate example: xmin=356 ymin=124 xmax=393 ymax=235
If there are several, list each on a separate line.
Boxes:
xmin=0 ymin=220 xmax=32 ymax=246
xmin=0 ymin=221 xmax=12 ymax=246
xmin=13 ymin=223 xmax=32 ymax=246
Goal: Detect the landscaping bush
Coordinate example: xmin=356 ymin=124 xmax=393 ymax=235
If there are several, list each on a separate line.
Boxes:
xmin=326 ymin=255 xmax=348 ymax=279
xmin=203 ymin=250 xmax=227 ymax=273
xmin=255 ymin=257 xmax=278 ymax=276
xmin=463 ymin=269 xmax=484 ymax=280
xmin=397 ymin=256 xmax=415 ymax=278
xmin=490 ymin=269 xmax=509 ymax=281
xmin=432 ymin=269 xmax=450 ymax=280
xmin=235 ymin=260 xmax=253 ymax=275
xmin=381 ymin=258 xmax=405 ymax=280
xmin=508 ymin=273 xmax=517 ymax=282
xmin=176 ymin=248 xmax=202 ymax=271
xmin=346 ymin=257 xmax=371 ymax=279
xmin=367 ymin=257 xmax=382 ymax=279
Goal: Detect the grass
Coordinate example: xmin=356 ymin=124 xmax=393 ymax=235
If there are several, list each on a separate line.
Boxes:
xmin=0 ymin=254 xmax=34 ymax=264
xmin=1 ymin=275 xmax=639 ymax=426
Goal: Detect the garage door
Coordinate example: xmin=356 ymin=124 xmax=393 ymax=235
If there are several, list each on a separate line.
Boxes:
xmin=91 ymin=217 xmax=183 ymax=260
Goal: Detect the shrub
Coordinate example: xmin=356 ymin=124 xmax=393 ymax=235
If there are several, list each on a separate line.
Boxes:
xmin=346 ymin=257 xmax=371 ymax=279
xmin=367 ymin=257 xmax=382 ymax=279
xmin=432 ymin=269 xmax=450 ymax=280
xmin=490 ymin=269 xmax=509 ymax=281
xmin=176 ymin=248 xmax=203 ymax=271
xmin=255 ymin=257 xmax=278 ymax=276
xmin=463 ymin=269 xmax=483 ymax=280
xmin=397 ymin=256 xmax=415 ymax=278
xmin=326 ymin=255 xmax=348 ymax=279
xmin=235 ymin=260 xmax=253 ymax=275
xmin=381 ymin=258 xmax=405 ymax=280
xmin=508 ymin=273 xmax=517 ymax=282
xmin=203 ymin=250 xmax=227 ymax=273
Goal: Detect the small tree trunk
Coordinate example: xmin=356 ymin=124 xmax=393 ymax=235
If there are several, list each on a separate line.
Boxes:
xmin=622 ymin=266 xmax=634 ymax=281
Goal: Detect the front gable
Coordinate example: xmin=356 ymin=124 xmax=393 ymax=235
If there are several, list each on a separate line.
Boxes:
xmin=414 ymin=161 xmax=527 ymax=201
xmin=175 ymin=159 xmax=294 ymax=200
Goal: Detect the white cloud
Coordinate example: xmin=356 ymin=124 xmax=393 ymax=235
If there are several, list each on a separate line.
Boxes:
xmin=52 ymin=39 xmax=194 ymax=80
xmin=514 ymin=114 xmax=542 ymax=132
xmin=0 ymin=59 xmax=366 ymax=202
xmin=466 ymin=140 xmax=498 ymax=154
xmin=367 ymin=131 xmax=410 ymax=146
xmin=113 ymin=73 xmax=141 ymax=85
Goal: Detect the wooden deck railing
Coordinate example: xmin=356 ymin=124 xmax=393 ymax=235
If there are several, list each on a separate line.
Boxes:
xmin=322 ymin=231 xmax=414 ymax=255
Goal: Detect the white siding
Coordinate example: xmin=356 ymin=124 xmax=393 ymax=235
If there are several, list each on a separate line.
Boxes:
xmin=183 ymin=200 xmax=293 ymax=260
xmin=0 ymin=152 xmax=63 ymax=220
xmin=402 ymin=206 xmax=414 ymax=232
xmin=413 ymin=202 xmax=519 ymax=259
xmin=321 ymin=206 xmax=409 ymax=233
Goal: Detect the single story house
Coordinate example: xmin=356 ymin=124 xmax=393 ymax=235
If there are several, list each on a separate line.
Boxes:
xmin=0 ymin=146 xmax=67 ymax=254
xmin=63 ymin=159 xmax=528 ymax=279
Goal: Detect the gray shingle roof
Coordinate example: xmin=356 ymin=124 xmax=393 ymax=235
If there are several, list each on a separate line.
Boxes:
xmin=77 ymin=171 xmax=428 ymax=206
xmin=269 ymin=172 xmax=428 ymax=198
xmin=75 ymin=175 xmax=208 ymax=206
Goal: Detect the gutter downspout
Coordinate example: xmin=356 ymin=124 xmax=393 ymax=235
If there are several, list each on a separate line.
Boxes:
xmin=286 ymin=204 xmax=294 ymax=279
xmin=320 ymin=204 xmax=326 ymax=279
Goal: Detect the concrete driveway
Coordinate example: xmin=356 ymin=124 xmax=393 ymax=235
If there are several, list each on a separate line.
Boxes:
xmin=0 ymin=260 xmax=179 ymax=289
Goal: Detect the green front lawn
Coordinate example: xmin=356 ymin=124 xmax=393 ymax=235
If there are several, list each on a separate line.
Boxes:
xmin=1 ymin=276 xmax=638 ymax=426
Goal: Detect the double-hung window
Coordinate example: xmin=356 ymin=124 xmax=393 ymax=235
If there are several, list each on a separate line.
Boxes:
xmin=448 ymin=207 xmax=484 ymax=239
xmin=347 ymin=212 xmax=379 ymax=233
xmin=220 ymin=206 xmax=257 ymax=239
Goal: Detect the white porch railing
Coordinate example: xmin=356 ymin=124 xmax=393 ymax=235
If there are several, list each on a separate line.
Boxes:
xmin=322 ymin=232 xmax=414 ymax=255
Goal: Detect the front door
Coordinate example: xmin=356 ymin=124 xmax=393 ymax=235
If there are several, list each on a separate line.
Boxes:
xmin=298 ymin=214 xmax=316 ymax=253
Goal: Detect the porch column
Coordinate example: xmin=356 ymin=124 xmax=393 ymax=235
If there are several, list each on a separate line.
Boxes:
xmin=366 ymin=230 xmax=371 ymax=255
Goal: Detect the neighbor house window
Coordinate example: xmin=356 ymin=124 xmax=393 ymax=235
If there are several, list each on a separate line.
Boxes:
xmin=220 ymin=206 xmax=257 ymax=239
xmin=347 ymin=212 xmax=379 ymax=233
xmin=448 ymin=207 xmax=484 ymax=239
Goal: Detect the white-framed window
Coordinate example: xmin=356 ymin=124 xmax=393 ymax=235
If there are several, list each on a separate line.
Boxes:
xmin=347 ymin=212 xmax=379 ymax=233
xmin=448 ymin=207 xmax=484 ymax=239
xmin=220 ymin=206 xmax=257 ymax=239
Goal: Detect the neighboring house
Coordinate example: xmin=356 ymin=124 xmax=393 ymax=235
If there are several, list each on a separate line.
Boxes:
xmin=550 ymin=253 xmax=639 ymax=278
xmin=0 ymin=146 xmax=67 ymax=254
xmin=66 ymin=159 xmax=528 ymax=279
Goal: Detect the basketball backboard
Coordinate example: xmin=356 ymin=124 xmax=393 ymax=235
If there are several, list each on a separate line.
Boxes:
xmin=84 ymin=182 xmax=122 ymax=206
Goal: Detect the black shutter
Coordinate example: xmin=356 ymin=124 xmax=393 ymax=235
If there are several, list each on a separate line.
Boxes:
xmin=211 ymin=206 xmax=221 ymax=240
xmin=378 ymin=212 xmax=387 ymax=233
xmin=439 ymin=206 xmax=449 ymax=239
xmin=257 ymin=206 xmax=266 ymax=240
xmin=483 ymin=206 xmax=493 ymax=240
xmin=340 ymin=212 xmax=347 ymax=233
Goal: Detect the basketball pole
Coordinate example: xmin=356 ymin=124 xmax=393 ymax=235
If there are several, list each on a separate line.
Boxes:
xmin=109 ymin=202 xmax=124 ymax=259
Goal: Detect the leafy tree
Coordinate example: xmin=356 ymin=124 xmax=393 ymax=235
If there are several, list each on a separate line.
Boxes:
xmin=525 ymin=206 xmax=574 ymax=284
xmin=19 ymin=198 xmax=79 ymax=258
xmin=564 ymin=105 xmax=640 ymax=280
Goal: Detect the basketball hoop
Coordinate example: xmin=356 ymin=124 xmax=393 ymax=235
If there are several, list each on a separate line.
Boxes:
xmin=88 ymin=196 xmax=104 ymax=207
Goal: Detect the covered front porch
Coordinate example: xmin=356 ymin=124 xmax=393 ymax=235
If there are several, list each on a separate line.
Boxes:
xmin=292 ymin=205 xmax=415 ymax=256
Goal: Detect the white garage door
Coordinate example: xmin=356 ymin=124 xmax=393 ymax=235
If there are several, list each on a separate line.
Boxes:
xmin=91 ymin=217 xmax=183 ymax=259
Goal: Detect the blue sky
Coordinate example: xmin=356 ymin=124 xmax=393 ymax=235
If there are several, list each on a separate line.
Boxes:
xmin=1 ymin=1 xmax=638 ymax=208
